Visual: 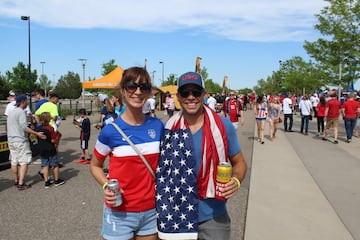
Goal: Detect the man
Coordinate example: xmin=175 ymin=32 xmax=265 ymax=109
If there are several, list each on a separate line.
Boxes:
xmin=4 ymin=90 xmax=32 ymax=118
xmin=282 ymin=93 xmax=294 ymax=132
xmin=207 ymin=93 xmax=217 ymax=112
xmin=341 ymin=93 xmax=360 ymax=143
xmin=149 ymin=95 xmax=156 ymax=117
xmin=310 ymin=93 xmax=320 ymax=117
xmin=142 ymin=95 xmax=156 ymax=117
xmin=323 ymin=93 xmax=341 ymax=144
xmin=222 ymin=91 xmax=244 ymax=129
xmin=7 ymin=94 xmax=45 ymax=190
xmin=156 ymin=72 xmax=247 ymax=240
xmin=35 ymin=93 xmax=59 ymax=130
xmin=34 ymin=88 xmax=48 ymax=111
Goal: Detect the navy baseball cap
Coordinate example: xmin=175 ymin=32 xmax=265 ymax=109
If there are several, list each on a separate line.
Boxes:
xmin=178 ymin=72 xmax=204 ymax=90
xmin=15 ymin=94 xmax=27 ymax=106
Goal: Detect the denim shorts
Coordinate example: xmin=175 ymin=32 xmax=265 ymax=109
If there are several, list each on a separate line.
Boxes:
xmin=101 ymin=205 xmax=157 ymax=240
xmin=41 ymin=155 xmax=58 ymax=167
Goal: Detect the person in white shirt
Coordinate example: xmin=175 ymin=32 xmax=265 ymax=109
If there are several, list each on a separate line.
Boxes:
xmin=207 ymin=93 xmax=217 ymax=112
xmin=4 ymin=91 xmax=32 ymax=117
xmin=142 ymin=95 xmax=157 ymax=117
xmin=310 ymin=93 xmax=320 ymax=117
xmin=282 ymin=93 xmax=294 ymax=132
xmin=299 ymin=94 xmax=313 ymax=135
xmin=148 ymin=95 xmax=156 ymax=117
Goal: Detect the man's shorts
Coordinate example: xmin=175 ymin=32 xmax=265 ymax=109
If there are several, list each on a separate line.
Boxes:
xmin=8 ymin=141 xmax=32 ymax=166
xmin=326 ymin=118 xmax=339 ymax=129
xmin=198 ymin=213 xmax=231 ymax=240
xmin=101 ymin=205 xmax=157 ymax=240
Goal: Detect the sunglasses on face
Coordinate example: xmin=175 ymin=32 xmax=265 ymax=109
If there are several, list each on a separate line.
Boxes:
xmin=125 ymin=82 xmax=151 ymax=93
xmin=179 ymin=88 xmax=203 ymax=98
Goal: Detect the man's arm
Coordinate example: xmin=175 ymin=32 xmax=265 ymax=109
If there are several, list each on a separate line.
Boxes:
xmin=222 ymin=151 xmax=247 ymax=199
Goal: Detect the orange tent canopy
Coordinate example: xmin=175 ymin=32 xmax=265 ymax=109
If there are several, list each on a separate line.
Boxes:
xmin=82 ymin=66 xmax=123 ymax=89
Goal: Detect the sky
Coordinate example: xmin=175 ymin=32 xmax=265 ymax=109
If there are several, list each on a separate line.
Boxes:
xmin=1 ymin=0 xmax=358 ymax=91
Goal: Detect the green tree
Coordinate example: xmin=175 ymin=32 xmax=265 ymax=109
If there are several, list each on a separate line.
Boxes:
xmin=101 ymin=59 xmax=117 ymax=76
xmin=161 ymin=73 xmax=178 ymax=86
xmin=204 ymin=78 xmax=222 ymax=93
xmin=38 ymin=74 xmax=52 ymax=97
xmin=6 ymin=62 xmax=38 ymax=94
xmin=54 ymin=71 xmax=82 ymax=99
xmin=304 ymin=0 xmax=360 ymax=88
xmin=238 ymin=88 xmax=253 ymax=94
xmin=201 ymin=67 xmax=222 ymax=93
xmin=0 ymin=73 xmax=11 ymax=99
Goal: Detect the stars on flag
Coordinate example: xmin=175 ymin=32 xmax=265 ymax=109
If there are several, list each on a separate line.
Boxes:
xmin=156 ymin=128 xmax=199 ymax=234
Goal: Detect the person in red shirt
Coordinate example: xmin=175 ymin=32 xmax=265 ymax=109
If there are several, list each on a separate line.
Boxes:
xmin=222 ymin=91 xmax=244 ymax=129
xmin=316 ymin=95 xmax=326 ymax=136
xmin=341 ymin=93 xmax=360 ymax=142
xmin=323 ymin=93 xmax=341 ymax=144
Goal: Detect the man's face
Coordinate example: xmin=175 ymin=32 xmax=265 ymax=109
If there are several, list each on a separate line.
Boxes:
xmin=35 ymin=92 xmax=41 ymax=100
xmin=51 ymin=97 xmax=59 ymax=104
xmin=177 ymin=84 xmax=204 ymax=116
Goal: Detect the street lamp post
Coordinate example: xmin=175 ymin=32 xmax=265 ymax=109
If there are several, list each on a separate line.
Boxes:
xmin=40 ymin=61 xmax=46 ymax=96
xmin=21 ymin=15 xmax=32 ymax=111
xmin=40 ymin=61 xmax=46 ymax=76
xmin=78 ymin=59 xmax=87 ymax=108
xmin=159 ymin=61 xmax=164 ymax=84
xmin=151 ymin=71 xmax=156 ymax=85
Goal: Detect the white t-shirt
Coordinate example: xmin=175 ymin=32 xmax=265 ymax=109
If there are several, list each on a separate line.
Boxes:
xmin=207 ymin=96 xmax=217 ymax=111
xmin=299 ymin=100 xmax=312 ymax=115
xmin=4 ymin=101 xmax=32 ymax=116
xmin=148 ymin=97 xmax=156 ymax=111
xmin=282 ymin=97 xmax=293 ymax=114
xmin=142 ymin=99 xmax=152 ymax=114
xmin=311 ymin=96 xmax=319 ymax=107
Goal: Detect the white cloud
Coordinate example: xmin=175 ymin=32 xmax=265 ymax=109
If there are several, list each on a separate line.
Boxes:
xmin=0 ymin=0 xmax=327 ymax=42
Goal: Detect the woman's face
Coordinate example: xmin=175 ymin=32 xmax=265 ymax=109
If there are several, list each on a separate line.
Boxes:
xmin=111 ymin=95 xmax=119 ymax=103
xmin=122 ymin=77 xmax=151 ymax=110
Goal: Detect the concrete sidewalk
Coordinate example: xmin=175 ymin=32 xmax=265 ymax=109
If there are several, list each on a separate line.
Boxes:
xmin=244 ymin=122 xmax=354 ymax=240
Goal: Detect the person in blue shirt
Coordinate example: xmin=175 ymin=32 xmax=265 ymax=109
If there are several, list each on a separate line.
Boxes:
xmin=34 ymin=88 xmax=48 ymax=111
xmin=156 ymin=72 xmax=247 ymax=240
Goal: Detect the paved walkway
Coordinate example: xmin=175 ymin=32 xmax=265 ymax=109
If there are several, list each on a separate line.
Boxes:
xmin=245 ymin=115 xmax=358 ymax=240
xmin=1 ymin=110 xmax=359 ymax=239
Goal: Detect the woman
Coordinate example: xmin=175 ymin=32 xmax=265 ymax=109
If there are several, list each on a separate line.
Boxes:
xmin=90 ymin=67 xmax=164 ymax=240
xmin=268 ymin=96 xmax=281 ymax=140
xmin=254 ymin=94 xmax=267 ymax=144
xmin=299 ymin=94 xmax=313 ymax=135
xmin=112 ymin=92 xmax=126 ymax=117
xmin=316 ymin=95 xmax=326 ymax=136
xmin=95 ymin=98 xmax=117 ymax=129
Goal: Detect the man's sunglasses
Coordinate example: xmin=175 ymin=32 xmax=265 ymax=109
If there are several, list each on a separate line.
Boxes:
xmin=125 ymin=82 xmax=151 ymax=93
xmin=179 ymin=88 xmax=203 ymax=98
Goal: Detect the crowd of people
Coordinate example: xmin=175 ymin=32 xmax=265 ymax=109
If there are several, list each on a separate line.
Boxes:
xmin=5 ymin=66 xmax=360 ymax=239
xmin=4 ymin=89 xmax=65 ymax=190
xmin=220 ymin=90 xmax=360 ymax=145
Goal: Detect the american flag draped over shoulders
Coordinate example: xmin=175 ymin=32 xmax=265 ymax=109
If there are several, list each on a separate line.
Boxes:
xmin=156 ymin=127 xmax=198 ymax=239
xmin=156 ymin=106 xmax=228 ymax=240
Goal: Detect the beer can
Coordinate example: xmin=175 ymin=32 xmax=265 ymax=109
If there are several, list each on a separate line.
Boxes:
xmin=216 ymin=162 xmax=232 ymax=183
xmin=107 ymin=179 xmax=122 ymax=207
